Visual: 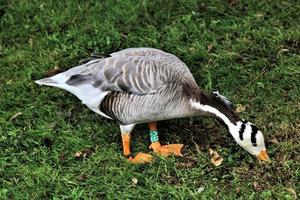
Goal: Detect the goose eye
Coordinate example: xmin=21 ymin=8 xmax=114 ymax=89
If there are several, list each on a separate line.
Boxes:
xmin=212 ymin=91 xmax=219 ymax=96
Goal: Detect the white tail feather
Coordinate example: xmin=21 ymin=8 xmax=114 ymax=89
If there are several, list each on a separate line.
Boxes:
xmin=35 ymin=71 xmax=111 ymax=119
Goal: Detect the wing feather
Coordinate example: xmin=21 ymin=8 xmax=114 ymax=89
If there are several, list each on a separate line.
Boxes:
xmin=67 ymin=48 xmax=193 ymax=96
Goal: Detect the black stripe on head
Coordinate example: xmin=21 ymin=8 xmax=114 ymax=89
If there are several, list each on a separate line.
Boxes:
xmin=250 ymin=125 xmax=258 ymax=146
xmin=239 ymin=122 xmax=246 ymax=140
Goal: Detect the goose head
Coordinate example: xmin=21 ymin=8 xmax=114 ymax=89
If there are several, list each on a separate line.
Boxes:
xmin=231 ymin=120 xmax=268 ymax=161
xmin=189 ymin=90 xmax=269 ymax=161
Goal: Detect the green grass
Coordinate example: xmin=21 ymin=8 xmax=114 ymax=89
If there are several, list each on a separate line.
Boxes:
xmin=0 ymin=0 xmax=299 ymax=199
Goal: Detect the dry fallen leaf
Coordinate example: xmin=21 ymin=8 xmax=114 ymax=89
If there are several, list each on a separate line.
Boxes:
xmin=78 ymin=175 xmax=86 ymax=181
xmin=74 ymin=147 xmax=94 ymax=158
xmin=235 ymin=104 xmax=246 ymax=113
xmin=275 ymin=153 xmax=285 ymax=162
xmin=45 ymin=65 xmax=62 ymax=77
xmin=131 ymin=177 xmax=138 ymax=186
xmin=270 ymin=138 xmax=279 ymax=144
xmin=253 ymin=181 xmax=260 ymax=191
xmin=74 ymin=151 xmax=82 ymax=158
xmin=207 ymin=44 xmax=213 ymax=52
xmin=209 ymin=148 xmax=223 ymax=166
xmin=177 ymin=156 xmax=197 ymax=168
xmin=228 ymin=0 xmax=240 ymax=6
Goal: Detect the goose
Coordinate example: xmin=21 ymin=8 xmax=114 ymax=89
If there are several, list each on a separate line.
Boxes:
xmin=35 ymin=47 xmax=269 ymax=163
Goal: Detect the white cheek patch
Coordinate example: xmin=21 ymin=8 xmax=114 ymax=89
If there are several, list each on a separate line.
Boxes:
xmin=243 ymin=124 xmax=252 ymax=140
xmin=243 ymin=125 xmax=255 ymax=148
xmin=239 ymin=122 xmax=259 ymax=146
xmin=256 ymin=131 xmax=265 ymax=148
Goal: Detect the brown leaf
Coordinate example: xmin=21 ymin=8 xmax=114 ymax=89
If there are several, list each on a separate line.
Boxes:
xmin=78 ymin=175 xmax=86 ymax=181
xmin=228 ymin=0 xmax=240 ymax=6
xmin=177 ymin=161 xmax=195 ymax=168
xmin=207 ymin=44 xmax=214 ymax=52
xmin=209 ymin=148 xmax=223 ymax=166
xmin=74 ymin=151 xmax=82 ymax=158
xmin=253 ymin=181 xmax=260 ymax=191
xmin=45 ymin=66 xmax=62 ymax=77
xmin=131 ymin=177 xmax=138 ymax=186
xmin=275 ymin=153 xmax=285 ymax=162
xmin=236 ymin=187 xmax=240 ymax=193
xmin=235 ymin=104 xmax=246 ymax=113
xmin=74 ymin=147 xmax=94 ymax=159
xmin=270 ymin=138 xmax=279 ymax=144
xmin=177 ymin=156 xmax=197 ymax=168
xmin=81 ymin=148 xmax=93 ymax=158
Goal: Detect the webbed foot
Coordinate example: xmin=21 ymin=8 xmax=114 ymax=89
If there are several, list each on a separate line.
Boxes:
xmin=128 ymin=152 xmax=153 ymax=164
xmin=149 ymin=142 xmax=183 ymax=157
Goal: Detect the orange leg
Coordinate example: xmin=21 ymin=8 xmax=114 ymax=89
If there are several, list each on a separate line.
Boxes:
xmin=121 ymin=132 xmax=152 ymax=164
xmin=148 ymin=122 xmax=183 ymax=157
xmin=149 ymin=121 xmax=157 ymax=131
xmin=121 ymin=133 xmax=131 ymax=157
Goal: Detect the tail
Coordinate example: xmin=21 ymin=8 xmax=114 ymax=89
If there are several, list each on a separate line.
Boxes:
xmin=34 ymin=62 xmax=103 ymax=107
xmin=35 ymin=62 xmax=91 ymax=86
xmin=34 ymin=59 xmax=102 ymax=87
xmin=34 ymin=72 xmax=73 ymax=89
xmin=35 ymin=76 xmax=60 ymax=86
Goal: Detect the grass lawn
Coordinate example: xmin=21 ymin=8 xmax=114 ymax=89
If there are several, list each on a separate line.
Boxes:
xmin=0 ymin=0 xmax=299 ymax=199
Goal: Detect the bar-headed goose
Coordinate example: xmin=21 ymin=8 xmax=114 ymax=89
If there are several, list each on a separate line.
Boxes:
xmin=35 ymin=48 xmax=269 ymax=163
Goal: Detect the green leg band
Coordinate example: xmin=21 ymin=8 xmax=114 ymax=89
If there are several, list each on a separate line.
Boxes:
xmin=150 ymin=130 xmax=159 ymax=143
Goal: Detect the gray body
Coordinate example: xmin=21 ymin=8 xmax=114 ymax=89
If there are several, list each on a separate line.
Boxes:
xmin=37 ymin=48 xmax=205 ymax=125
xmin=35 ymin=47 xmax=268 ymax=159
xmin=101 ymin=82 xmax=197 ymax=124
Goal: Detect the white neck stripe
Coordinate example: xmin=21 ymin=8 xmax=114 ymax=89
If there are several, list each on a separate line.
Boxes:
xmin=190 ymin=99 xmax=231 ymax=125
xmin=189 ymin=99 xmax=241 ymax=139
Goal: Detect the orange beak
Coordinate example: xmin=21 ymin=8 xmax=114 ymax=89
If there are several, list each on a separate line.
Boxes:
xmin=257 ymin=150 xmax=269 ymax=161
